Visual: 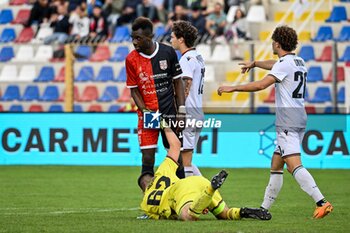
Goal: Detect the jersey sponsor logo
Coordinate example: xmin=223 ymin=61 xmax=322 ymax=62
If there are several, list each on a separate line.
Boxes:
xmin=139 ymin=71 xmax=150 ymax=82
xmin=159 ymin=60 xmax=168 ymax=70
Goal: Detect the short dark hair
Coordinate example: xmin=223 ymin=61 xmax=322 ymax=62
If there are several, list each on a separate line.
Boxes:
xmin=272 ymin=26 xmax=298 ymax=52
xmin=132 ymin=17 xmax=153 ymax=35
xmin=173 ymin=21 xmax=198 ymax=48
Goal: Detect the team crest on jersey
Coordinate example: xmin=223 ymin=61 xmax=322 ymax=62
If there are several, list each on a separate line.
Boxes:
xmin=159 ymin=60 xmax=168 ymax=70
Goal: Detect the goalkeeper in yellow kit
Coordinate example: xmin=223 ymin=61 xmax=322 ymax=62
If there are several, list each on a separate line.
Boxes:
xmin=140 ymin=126 xmax=272 ymax=221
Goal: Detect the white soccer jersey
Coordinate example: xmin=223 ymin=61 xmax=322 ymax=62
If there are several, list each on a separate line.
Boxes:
xmin=269 ymin=54 xmax=307 ymax=128
xmin=180 ymin=49 xmax=205 ymax=120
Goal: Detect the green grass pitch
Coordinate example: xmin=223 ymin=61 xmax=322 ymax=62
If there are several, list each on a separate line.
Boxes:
xmin=0 ymin=166 xmax=349 ymax=233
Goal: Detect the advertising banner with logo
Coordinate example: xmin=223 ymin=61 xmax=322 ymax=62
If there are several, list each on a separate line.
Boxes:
xmin=0 ymin=113 xmax=349 ymax=168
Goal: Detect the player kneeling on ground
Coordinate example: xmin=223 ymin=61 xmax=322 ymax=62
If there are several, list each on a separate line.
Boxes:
xmin=140 ymin=120 xmax=272 ymax=221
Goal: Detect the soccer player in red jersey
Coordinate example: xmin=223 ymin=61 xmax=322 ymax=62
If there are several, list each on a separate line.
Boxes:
xmin=125 ymin=17 xmax=186 ymax=190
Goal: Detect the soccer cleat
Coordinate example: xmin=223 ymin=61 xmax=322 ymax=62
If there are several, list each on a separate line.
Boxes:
xmin=313 ymin=202 xmax=333 ymax=219
xmin=210 ymin=170 xmax=228 ymax=190
xmin=137 ymin=214 xmax=150 ymax=220
xmin=240 ymin=207 xmax=272 ymax=220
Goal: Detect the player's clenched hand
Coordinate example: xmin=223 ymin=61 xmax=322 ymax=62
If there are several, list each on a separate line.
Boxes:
xmin=239 ymin=61 xmax=255 ymax=73
xmin=217 ymin=86 xmax=235 ymax=96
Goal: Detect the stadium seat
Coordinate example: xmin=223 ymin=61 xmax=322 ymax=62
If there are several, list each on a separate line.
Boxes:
xmin=39 ymin=85 xmax=59 ymax=101
xmin=18 ymin=65 xmax=36 ymax=82
xmin=210 ymin=44 xmax=230 ymax=62
xmin=58 ymin=86 xmax=79 ymax=101
xmin=117 ymin=87 xmax=131 ymax=102
xmin=0 ymin=85 xmax=19 ymax=100
xmin=247 ymin=5 xmax=266 ymax=22
xmin=98 ymin=86 xmax=119 ymax=102
xmin=339 ymin=46 xmax=350 ymax=62
xmin=0 ymin=9 xmax=13 ymax=24
xmin=0 ymin=65 xmax=17 ymax=81
xmin=79 ymin=85 xmax=99 ymax=102
xmin=336 ymin=26 xmax=350 ymax=41
xmin=89 ymin=45 xmax=110 ymax=62
xmin=54 ymin=67 xmax=65 ymax=82
xmin=48 ymin=104 xmax=63 ymax=112
xmin=324 ymin=67 xmax=345 ymax=82
xmin=264 ymin=88 xmax=275 ymax=103
xmin=309 ymin=87 xmax=331 ymax=103
xmin=316 ymin=45 xmax=332 ymax=62
xmin=109 ymin=46 xmax=129 ymax=62
xmin=88 ymin=104 xmax=103 ymax=112
xmin=256 ymin=106 xmax=270 ymax=114
xmin=29 ymin=104 xmax=44 ymax=112
xmin=338 ymin=87 xmax=345 ymax=103
xmin=305 ymin=105 xmax=316 ymax=114
xmin=74 ymin=104 xmax=83 ymax=112
xmin=10 ymin=0 xmax=27 ymax=5
xmin=154 ymin=25 xmax=166 ymax=41
xmin=12 ymin=9 xmax=30 ymax=25
xmin=9 ymin=104 xmax=23 ymax=112
xmin=0 ymin=28 xmax=16 ymax=43
xmin=108 ymin=104 xmax=121 ymax=112
xmin=115 ymin=67 xmax=126 ymax=82
xmin=75 ymin=45 xmax=92 ymax=61
xmin=205 ymin=64 xmax=215 ymax=82
xmin=34 ymin=45 xmax=53 ymax=62
xmin=312 ymin=26 xmax=333 ymax=41
xmin=15 ymin=27 xmax=34 ymax=43
xmin=0 ymin=104 xmax=3 ymax=111
xmin=35 ymin=66 xmax=55 ymax=82
xmin=298 ymin=45 xmax=315 ymax=62
xmin=21 ymin=85 xmax=39 ymax=101
xmin=75 ymin=66 xmax=94 ymax=82
xmin=35 ymin=26 xmax=53 ymax=42
xmin=0 ymin=0 xmax=9 ymax=5
xmin=95 ymin=66 xmax=114 ymax=82
xmin=307 ymin=66 xmax=323 ymax=82
xmin=110 ymin=26 xmax=130 ymax=43
xmin=326 ymin=6 xmax=347 ymax=22
xmin=13 ymin=45 xmax=34 ymax=62
xmin=196 ymin=44 xmax=211 ymax=61
xmin=0 ymin=46 xmax=14 ymax=62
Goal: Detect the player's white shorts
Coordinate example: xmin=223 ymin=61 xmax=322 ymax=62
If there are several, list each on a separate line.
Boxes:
xmin=274 ymin=126 xmax=305 ymax=157
xmin=183 ymin=126 xmax=202 ymax=150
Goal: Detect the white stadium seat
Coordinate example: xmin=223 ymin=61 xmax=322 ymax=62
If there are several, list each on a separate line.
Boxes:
xmin=34 ymin=45 xmax=53 ymax=62
xmin=34 ymin=26 xmax=53 ymax=42
xmin=12 ymin=45 xmax=34 ymax=62
xmin=204 ymin=64 xmax=215 ymax=82
xmin=17 ymin=65 xmax=36 ymax=82
xmin=0 ymin=65 xmax=18 ymax=82
xmin=247 ymin=5 xmax=266 ymax=23
xmin=210 ymin=44 xmax=230 ymax=62
xmin=196 ymin=44 xmax=211 ymax=62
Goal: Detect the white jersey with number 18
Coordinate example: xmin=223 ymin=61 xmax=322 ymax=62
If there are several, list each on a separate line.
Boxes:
xmin=269 ymin=54 xmax=307 ymax=128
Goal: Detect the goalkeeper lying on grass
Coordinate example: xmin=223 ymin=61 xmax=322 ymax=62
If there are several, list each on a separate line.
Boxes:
xmin=140 ymin=123 xmax=272 ymax=221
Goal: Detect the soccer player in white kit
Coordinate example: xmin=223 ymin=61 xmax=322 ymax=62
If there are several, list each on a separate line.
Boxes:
xmin=170 ymin=21 xmax=205 ymax=177
xmin=217 ymin=26 xmax=333 ymax=219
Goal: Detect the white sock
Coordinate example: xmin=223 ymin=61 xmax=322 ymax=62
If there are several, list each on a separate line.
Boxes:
xmin=261 ymin=171 xmax=283 ymax=209
xmin=293 ymin=165 xmax=324 ymax=203
xmin=184 ymin=166 xmax=194 ymax=177
xmin=192 ymin=164 xmax=202 ymax=176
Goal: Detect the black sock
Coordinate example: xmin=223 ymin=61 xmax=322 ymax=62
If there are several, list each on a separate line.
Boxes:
xmin=316 ymin=198 xmax=327 ymax=207
xmin=141 ymin=165 xmax=154 ymax=175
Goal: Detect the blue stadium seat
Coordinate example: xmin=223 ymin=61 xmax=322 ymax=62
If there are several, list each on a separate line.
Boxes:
xmin=75 ymin=45 xmax=92 ymax=61
xmin=48 ymin=104 xmax=63 ymax=112
xmin=98 ymin=86 xmax=119 ymax=102
xmin=110 ymin=26 xmax=130 ymax=43
xmin=338 ymin=87 xmax=345 ymax=103
xmin=307 ymin=66 xmax=323 ymax=82
xmin=35 ymin=66 xmax=55 ymax=82
xmin=298 ymin=45 xmax=315 ymax=62
xmin=115 ymin=67 xmax=126 ymax=82
xmin=326 ymin=6 xmax=347 ymax=22
xmin=1 ymin=85 xmax=20 ymax=101
xmin=336 ymin=26 xmax=350 ymax=42
xmin=338 ymin=46 xmax=350 ymax=62
xmin=108 ymin=105 xmax=121 ymax=112
xmin=109 ymin=46 xmax=129 ymax=62
xmin=0 ymin=28 xmax=16 ymax=43
xmin=0 ymin=46 xmax=14 ymax=62
xmin=95 ymin=66 xmax=114 ymax=82
xmin=0 ymin=9 xmax=13 ymax=24
xmin=309 ymin=87 xmax=331 ymax=103
xmin=324 ymin=106 xmax=333 ymax=114
xmin=75 ymin=66 xmax=94 ymax=82
xmin=21 ymin=85 xmax=39 ymax=101
xmin=39 ymin=85 xmax=59 ymax=101
xmin=74 ymin=104 xmax=83 ymax=112
xmin=256 ymin=106 xmax=270 ymax=113
xmin=312 ymin=26 xmax=333 ymax=42
xmin=154 ymin=25 xmax=166 ymax=40
xmin=9 ymin=104 xmax=23 ymax=112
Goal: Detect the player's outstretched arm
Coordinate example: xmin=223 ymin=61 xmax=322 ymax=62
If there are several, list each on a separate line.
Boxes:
xmin=163 ymin=127 xmax=181 ymax=162
xmin=239 ymin=60 xmax=277 ymax=73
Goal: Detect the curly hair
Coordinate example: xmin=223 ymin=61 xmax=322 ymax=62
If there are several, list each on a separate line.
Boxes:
xmin=173 ymin=21 xmax=198 ymax=48
xmin=272 ymin=26 xmax=298 ymax=52
xmin=132 ymin=17 xmax=153 ymax=35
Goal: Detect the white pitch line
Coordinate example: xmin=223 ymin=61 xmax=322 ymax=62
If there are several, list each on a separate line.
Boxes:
xmin=1 ymin=207 xmax=139 ymax=215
